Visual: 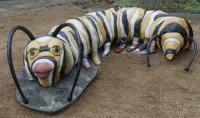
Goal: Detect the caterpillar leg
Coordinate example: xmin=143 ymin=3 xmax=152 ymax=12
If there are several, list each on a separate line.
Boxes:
xmin=82 ymin=56 xmax=91 ymax=69
xmin=101 ymin=42 xmax=111 ymax=58
xmin=92 ymin=48 xmax=101 ymax=65
xmin=113 ymin=38 xmax=126 ymax=54
xmin=91 ymin=36 xmax=101 ymax=65
xmin=135 ymin=40 xmax=156 ymax=55
xmin=127 ymin=37 xmax=139 ymax=52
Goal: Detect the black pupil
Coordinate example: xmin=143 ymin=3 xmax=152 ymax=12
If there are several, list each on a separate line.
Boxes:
xmin=54 ymin=47 xmax=59 ymax=52
xmin=31 ymin=50 xmax=35 ymax=56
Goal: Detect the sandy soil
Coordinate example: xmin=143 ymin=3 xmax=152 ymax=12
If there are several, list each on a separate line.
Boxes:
xmin=0 ymin=3 xmax=200 ymax=118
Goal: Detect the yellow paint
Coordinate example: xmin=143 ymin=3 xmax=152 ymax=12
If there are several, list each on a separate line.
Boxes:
xmin=166 ymin=54 xmax=174 ymax=61
xmin=39 ymin=78 xmax=49 ymax=88
xmin=158 ymin=17 xmax=189 ymax=37
xmin=127 ymin=7 xmax=137 ymax=42
xmin=140 ymin=10 xmax=154 ymax=41
xmin=116 ymin=8 xmax=123 ymax=44
xmin=163 ymin=41 xmax=179 ymax=54
xmin=160 ymin=33 xmax=183 ymax=50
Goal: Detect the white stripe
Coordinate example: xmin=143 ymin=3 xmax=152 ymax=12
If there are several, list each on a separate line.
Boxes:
xmin=47 ymin=71 xmax=53 ymax=86
xmin=87 ymin=15 xmax=103 ymax=47
xmin=64 ymin=43 xmax=75 ymax=71
xmin=66 ymin=19 xmax=89 ymax=56
xmin=130 ymin=8 xmax=139 ymax=38
xmin=24 ymin=57 xmax=34 ymax=81
xmin=163 ymin=38 xmax=180 ymax=46
xmin=156 ymin=17 xmax=173 ymax=26
xmin=36 ymin=36 xmax=52 ymax=42
xmin=109 ymin=12 xmax=115 ymax=41
xmin=120 ymin=9 xmax=127 ymax=38
xmin=98 ymin=12 xmax=113 ymax=40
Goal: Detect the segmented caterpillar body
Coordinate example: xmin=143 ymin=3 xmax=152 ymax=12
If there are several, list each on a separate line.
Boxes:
xmin=22 ymin=7 xmax=195 ymax=87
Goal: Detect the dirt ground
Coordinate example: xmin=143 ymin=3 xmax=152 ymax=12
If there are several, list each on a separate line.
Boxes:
xmin=0 ymin=3 xmax=200 ymax=118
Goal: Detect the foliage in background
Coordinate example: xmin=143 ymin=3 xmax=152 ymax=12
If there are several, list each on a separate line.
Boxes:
xmin=115 ymin=0 xmax=200 ymax=13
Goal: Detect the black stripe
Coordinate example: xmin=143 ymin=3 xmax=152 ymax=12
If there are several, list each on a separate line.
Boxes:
xmin=113 ymin=13 xmax=118 ymax=42
xmin=153 ymin=21 xmax=164 ymax=36
xmin=76 ymin=18 xmax=93 ymax=50
xmin=160 ymin=23 xmax=188 ymax=50
xmin=87 ymin=16 xmax=101 ymax=47
xmin=58 ymin=31 xmax=71 ymax=46
xmin=185 ymin=19 xmax=193 ymax=45
xmin=153 ymin=21 xmax=164 ymax=48
xmin=96 ymin=12 xmax=111 ymax=43
xmin=122 ymin=10 xmax=129 ymax=37
xmin=60 ymin=44 xmax=66 ymax=75
xmin=113 ymin=6 xmax=120 ymax=11
xmin=134 ymin=10 xmax=146 ymax=37
xmin=134 ymin=19 xmax=142 ymax=37
xmin=154 ymin=14 xmax=168 ymax=21
xmin=88 ymin=15 xmax=97 ymax=22
xmin=101 ymin=10 xmax=106 ymax=15
xmin=39 ymin=45 xmax=50 ymax=52
xmin=185 ymin=20 xmax=193 ymax=38
xmin=165 ymin=48 xmax=176 ymax=56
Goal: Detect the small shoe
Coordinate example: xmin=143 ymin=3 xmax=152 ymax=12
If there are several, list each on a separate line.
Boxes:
xmin=83 ymin=63 xmax=91 ymax=69
xmin=82 ymin=58 xmax=91 ymax=69
xmin=138 ymin=43 xmax=148 ymax=51
xmin=101 ymin=52 xmax=109 ymax=58
xmin=126 ymin=46 xmax=137 ymax=52
xmin=113 ymin=47 xmax=125 ymax=54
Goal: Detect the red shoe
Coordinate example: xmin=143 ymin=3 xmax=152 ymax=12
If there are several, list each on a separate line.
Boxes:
xmin=113 ymin=47 xmax=125 ymax=54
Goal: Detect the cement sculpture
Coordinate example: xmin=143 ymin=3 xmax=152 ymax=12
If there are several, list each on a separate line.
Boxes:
xmin=7 ymin=7 xmax=197 ymax=112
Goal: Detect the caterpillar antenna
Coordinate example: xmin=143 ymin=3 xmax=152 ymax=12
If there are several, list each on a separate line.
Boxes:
xmin=51 ymin=23 xmax=83 ymax=102
xmin=146 ymin=35 xmax=159 ymax=67
xmin=7 ymin=26 xmax=35 ymax=104
xmin=184 ymin=37 xmax=197 ymax=71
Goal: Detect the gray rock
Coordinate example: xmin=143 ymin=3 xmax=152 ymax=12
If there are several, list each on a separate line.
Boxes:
xmin=16 ymin=62 xmax=97 ymax=113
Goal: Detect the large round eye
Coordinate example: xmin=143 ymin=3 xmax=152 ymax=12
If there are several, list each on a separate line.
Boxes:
xmin=28 ymin=49 xmax=39 ymax=59
xmin=51 ymin=46 xmax=62 ymax=55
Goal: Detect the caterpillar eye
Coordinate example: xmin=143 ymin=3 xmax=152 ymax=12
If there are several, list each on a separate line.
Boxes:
xmin=28 ymin=49 xmax=38 ymax=59
xmin=51 ymin=46 xmax=62 ymax=55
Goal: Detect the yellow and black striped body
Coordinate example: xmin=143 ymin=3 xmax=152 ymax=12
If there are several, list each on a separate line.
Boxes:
xmin=24 ymin=7 xmax=147 ymax=87
xmin=24 ymin=7 xmax=194 ymax=87
xmin=149 ymin=16 xmax=193 ymax=60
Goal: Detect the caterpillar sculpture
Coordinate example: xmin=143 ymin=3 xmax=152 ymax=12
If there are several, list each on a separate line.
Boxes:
xmin=8 ymin=7 xmax=197 ymax=103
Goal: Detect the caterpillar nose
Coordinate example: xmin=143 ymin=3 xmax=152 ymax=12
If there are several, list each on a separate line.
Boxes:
xmin=32 ymin=62 xmax=53 ymax=79
xmin=165 ymin=49 xmax=176 ymax=61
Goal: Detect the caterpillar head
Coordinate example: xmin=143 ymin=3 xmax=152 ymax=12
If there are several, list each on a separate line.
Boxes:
xmin=24 ymin=36 xmax=66 ymax=87
xmin=160 ymin=32 xmax=185 ymax=61
xmin=147 ymin=30 xmax=196 ymax=71
xmin=8 ymin=23 xmax=82 ymax=89
xmin=162 ymin=38 xmax=181 ymax=61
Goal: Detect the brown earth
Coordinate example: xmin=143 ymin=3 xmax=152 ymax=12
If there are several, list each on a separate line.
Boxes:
xmin=0 ymin=3 xmax=200 ymax=118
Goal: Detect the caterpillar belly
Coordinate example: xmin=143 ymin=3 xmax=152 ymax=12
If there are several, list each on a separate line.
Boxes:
xmin=11 ymin=7 xmax=195 ymax=88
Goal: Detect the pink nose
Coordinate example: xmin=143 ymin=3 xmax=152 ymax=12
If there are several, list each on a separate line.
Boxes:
xmin=32 ymin=62 xmax=53 ymax=79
